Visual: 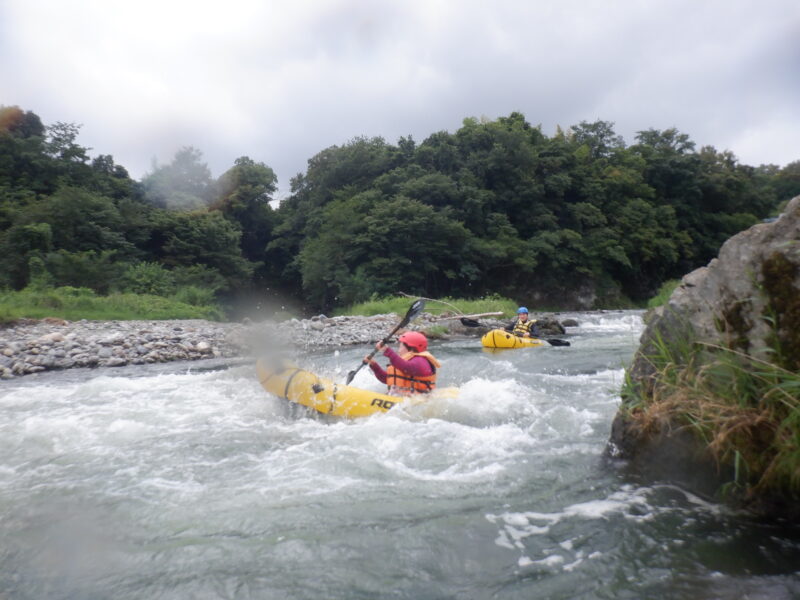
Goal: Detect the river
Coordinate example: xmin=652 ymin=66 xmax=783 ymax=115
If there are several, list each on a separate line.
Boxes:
xmin=1 ymin=310 xmax=799 ymax=599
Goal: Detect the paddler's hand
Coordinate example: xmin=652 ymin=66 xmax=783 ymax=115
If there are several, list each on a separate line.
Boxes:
xmin=374 ymin=340 xmax=385 ymax=351
xmin=363 ymin=355 xmax=375 ymax=365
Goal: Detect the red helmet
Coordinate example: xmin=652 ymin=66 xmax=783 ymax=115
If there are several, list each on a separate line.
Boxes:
xmin=398 ymin=331 xmax=427 ymax=352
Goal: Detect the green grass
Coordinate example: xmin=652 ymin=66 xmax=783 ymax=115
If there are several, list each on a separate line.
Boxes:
xmin=621 ymin=326 xmax=800 ymax=504
xmin=647 ymin=279 xmax=680 ymax=308
xmin=334 ymin=294 xmax=519 ymax=319
xmin=0 ymin=286 xmax=223 ymax=322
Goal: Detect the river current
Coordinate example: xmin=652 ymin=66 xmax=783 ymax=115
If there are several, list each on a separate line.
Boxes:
xmin=2 ymin=310 xmax=799 ymax=599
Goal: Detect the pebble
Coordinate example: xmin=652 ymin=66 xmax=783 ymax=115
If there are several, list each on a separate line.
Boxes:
xmin=0 ymin=313 xmax=572 ymax=380
xmin=0 ymin=313 xmax=502 ymax=380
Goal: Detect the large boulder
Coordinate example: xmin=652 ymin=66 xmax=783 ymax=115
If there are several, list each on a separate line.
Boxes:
xmin=608 ymin=196 xmax=800 ymax=516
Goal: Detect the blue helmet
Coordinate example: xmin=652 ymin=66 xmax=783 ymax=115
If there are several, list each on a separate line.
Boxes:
xmin=517 ymin=306 xmax=529 ymax=314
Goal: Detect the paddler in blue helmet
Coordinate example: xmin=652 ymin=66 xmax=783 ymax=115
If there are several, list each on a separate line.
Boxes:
xmin=504 ymin=306 xmax=540 ymax=338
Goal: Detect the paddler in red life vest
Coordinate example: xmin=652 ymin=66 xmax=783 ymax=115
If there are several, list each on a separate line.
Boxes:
xmin=504 ymin=306 xmax=541 ymax=338
xmin=363 ymin=331 xmax=440 ymax=396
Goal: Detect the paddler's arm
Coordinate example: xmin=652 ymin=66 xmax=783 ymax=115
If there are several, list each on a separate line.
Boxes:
xmin=382 ymin=347 xmax=432 ymax=377
xmin=363 ymin=352 xmax=387 ymax=383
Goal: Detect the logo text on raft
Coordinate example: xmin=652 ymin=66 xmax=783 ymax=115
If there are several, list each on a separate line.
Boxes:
xmin=370 ymin=398 xmax=396 ymax=410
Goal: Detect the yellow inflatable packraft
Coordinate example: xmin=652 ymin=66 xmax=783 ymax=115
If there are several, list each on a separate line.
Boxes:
xmin=256 ymin=359 xmax=458 ymax=418
xmin=480 ymin=328 xmax=546 ymax=349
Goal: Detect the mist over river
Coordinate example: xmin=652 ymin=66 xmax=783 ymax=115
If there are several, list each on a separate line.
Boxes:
xmin=2 ymin=311 xmax=799 ymax=599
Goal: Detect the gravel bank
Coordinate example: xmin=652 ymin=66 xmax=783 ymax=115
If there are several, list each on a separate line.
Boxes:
xmin=0 ymin=312 xmax=499 ymax=380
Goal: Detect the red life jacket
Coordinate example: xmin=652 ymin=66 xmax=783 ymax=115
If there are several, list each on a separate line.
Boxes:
xmin=386 ymin=351 xmax=440 ymax=395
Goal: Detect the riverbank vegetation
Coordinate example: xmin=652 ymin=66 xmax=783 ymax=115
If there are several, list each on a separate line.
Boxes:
xmin=621 ymin=331 xmax=800 ymax=510
xmin=0 ymin=285 xmax=221 ymax=323
xmin=2 ymin=105 xmax=799 ymax=317
xmin=646 ymin=280 xmax=681 ymax=308
xmin=334 ymin=294 xmax=518 ymax=318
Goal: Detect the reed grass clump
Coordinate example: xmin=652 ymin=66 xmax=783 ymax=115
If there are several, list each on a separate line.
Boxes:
xmin=622 ymin=331 xmax=800 ymax=503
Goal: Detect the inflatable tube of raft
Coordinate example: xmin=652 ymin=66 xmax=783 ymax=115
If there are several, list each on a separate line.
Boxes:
xmin=480 ymin=329 xmax=546 ymax=349
xmin=256 ymin=360 xmax=457 ymax=418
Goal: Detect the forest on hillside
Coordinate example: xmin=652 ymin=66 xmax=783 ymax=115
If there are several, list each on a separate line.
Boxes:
xmin=2 ymin=105 xmax=799 ymax=316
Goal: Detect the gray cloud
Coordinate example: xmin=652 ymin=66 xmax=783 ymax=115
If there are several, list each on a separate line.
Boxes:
xmin=2 ymin=0 xmax=798 ymax=199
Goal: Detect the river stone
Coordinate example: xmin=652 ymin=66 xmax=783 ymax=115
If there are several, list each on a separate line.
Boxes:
xmin=0 ymin=311 xmax=572 ymax=379
xmin=37 ymin=332 xmax=64 ymax=344
xmin=609 ymin=195 xmax=800 ymax=516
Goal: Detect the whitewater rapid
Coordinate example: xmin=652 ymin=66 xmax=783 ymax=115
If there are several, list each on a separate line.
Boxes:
xmin=2 ymin=310 xmax=798 ymax=599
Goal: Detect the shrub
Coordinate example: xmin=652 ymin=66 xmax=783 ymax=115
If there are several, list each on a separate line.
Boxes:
xmin=27 ymin=256 xmax=54 ymax=290
xmin=44 ymin=249 xmax=120 ymax=294
xmin=173 ymin=285 xmax=216 ymax=307
xmin=123 ymin=262 xmax=175 ymax=296
xmin=172 ymin=264 xmax=226 ymax=294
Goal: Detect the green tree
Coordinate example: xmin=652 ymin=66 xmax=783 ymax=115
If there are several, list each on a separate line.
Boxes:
xmin=0 ymin=222 xmax=53 ymax=287
xmin=122 ymin=261 xmax=176 ymax=296
xmin=355 ymin=197 xmax=474 ymax=300
xmin=44 ymin=249 xmax=122 ymax=293
xmin=0 ymin=106 xmax=56 ymax=196
xmin=89 ymin=154 xmax=140 ymax=200
xmin=151 ymin=210 xmax=254 ymax=291
xmin=467 ymin=212 xmax=530 ymax=294
xmin=611 ymin=199 xmax=687 ymax=298
xmin=211 ymin=156 xmax=278 ymax=281
xmin=297 ymin=191 xmax=378 ymax=309
xmin=570 ymin=120 xmax=625 ymax=160
xmin=31 ymin=187 xmax=134 ymax=254
xmin=772 ymin=160 xmax=800 ymax=205
xmin=416 ymin=130 xmax=462 ymax=174
xmin=44 ymin=121 xmax=94 ymax=188
xmin=142 ymin=146 xmax=213 ymax=210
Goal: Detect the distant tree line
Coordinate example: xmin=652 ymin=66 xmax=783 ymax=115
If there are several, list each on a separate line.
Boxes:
xmin=2 ymin=105 xmax=799 ymax=315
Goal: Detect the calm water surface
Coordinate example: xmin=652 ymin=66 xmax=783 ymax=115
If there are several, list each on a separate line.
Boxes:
xmin=2 ymin=311 xmax=799 ymax=599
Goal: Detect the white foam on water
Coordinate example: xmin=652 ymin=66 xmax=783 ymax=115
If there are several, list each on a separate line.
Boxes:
xmin=0 ymin=367 xmax=287 ymax=500
xmin=569 ymin=311 xmax=645 ymax=333
xmin=0 ymin=350 xmax=624 ymax=519
xmin=539 ymin=367 xmax=626 ymax=389
xmin=293 ymin=415 xmax=535 ymax=490
xmin=519 ymin=553 xmax=565 ymax=569
xmin=487 ymin=483 xmax=730 ymax=573
xmin=406 ymin=376 xmax=539 ymax=426
xmin=6 ymin=322 xmax=788 ymax=599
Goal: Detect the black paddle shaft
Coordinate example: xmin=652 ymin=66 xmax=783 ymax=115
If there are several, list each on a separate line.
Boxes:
xmin=345 ymin=299 xmax=426 ymax=384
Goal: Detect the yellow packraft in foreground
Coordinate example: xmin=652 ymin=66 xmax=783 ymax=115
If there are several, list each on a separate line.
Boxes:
xmin=480 ymin=329 xmax=546 ymax=349
xmin=256 ymin=359 xmax=458 ymax=418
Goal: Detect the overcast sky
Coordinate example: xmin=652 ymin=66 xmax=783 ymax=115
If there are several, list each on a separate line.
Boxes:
xmin=2 ymin=0 xmax=798 ymax=198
